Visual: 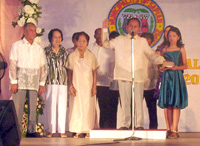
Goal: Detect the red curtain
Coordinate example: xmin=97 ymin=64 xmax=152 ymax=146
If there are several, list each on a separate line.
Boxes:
xmin=0 ymin=0 xmax=22 ymax=99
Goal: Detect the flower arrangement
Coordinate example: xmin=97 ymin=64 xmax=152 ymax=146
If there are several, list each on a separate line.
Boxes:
xmin=10 ymin=95 xmax=45 ymax=136
xmin=22 ymin=96 xmax=45 ymax=136
xmin=24 ymin=96 xmax=45 ymax=120
xmin=21 ymin=113 xmax=28 ymax=136
xmin=21 ymin=113 xmax=44 ymax=137
xmin=36 ymin=123 xmax=44 ymax=136
xmin=12 ymin=0 xmax=44 ymax=43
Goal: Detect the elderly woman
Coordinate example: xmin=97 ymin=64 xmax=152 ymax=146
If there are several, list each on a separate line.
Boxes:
xmin=67 ymin=31 xmax=98 ymax=138
xmin=44 ymin=28 xmax=68 ymax=138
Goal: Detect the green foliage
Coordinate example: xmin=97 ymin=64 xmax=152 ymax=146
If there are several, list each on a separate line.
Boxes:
xmin=24 ymin=96 xmax=45 ymax=121
xmin=22 ymin=95 xmax=45 ymax=136
xmin=124 ymin=8 xmax=149 ymax=14
xmin=149 ymin=16 xmax=154 ymax=33
xmin=12 ymin=22 xmax=18 ymax=28
xmin=118 ymin=18 xmax=125 ymax=35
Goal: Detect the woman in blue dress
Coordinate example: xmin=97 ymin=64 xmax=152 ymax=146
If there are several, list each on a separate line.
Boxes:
xmin=153 ymin=25 xmax=174 ymax=131
xmin=158 ymin=27 xmax=188 ymax=139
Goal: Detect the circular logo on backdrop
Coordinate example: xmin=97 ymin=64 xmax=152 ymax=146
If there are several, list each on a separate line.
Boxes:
xmin=108 ymin=0 xmax=165 ymax=46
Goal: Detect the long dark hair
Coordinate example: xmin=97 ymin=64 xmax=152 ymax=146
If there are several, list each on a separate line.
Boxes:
xmin=160 ymin=25 xmax=174 ymax=47
xmin=167 ymin=27 xmax=184 ymax=48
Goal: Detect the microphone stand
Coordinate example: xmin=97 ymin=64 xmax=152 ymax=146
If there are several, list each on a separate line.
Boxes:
xmin=114 ymin=32 xmax=142 ymax=141
xmin=127 ymin=32 xmax=142 ymax=140
xmin=131 ymin=31 xmax=135 ymax=131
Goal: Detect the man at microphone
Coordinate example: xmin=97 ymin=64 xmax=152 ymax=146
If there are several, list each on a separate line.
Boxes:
xmin=102 ymin=18 xmax=165 ymax=130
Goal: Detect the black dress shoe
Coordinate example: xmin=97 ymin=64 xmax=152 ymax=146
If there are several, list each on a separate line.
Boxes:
xmin=119 ymin=127 xmax=129 ymax=130
xmin=26 ymin=132 xmax=40 ymax=138
xmin=135 ymin=127 xmax=144 ymax=130
xmin=78 ymin=133 xmax=86 ymax=138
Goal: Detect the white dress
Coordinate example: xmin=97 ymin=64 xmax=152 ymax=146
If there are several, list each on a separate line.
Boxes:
xmin=67 ymin=49 xmax=98 ymax=133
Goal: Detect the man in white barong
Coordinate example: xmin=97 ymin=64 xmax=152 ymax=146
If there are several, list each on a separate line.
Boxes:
xmin=102 ymin=18 xmax=165 ymax=130
xmin=9 ymin=23 xmax=47 ymax=137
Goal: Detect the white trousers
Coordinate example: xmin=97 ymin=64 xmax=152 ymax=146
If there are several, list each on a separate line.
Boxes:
xmin=134 ymin=82 xmax=144 ymax=128
xmin=117 ymin=81 xmax=144 ymax=128
xmin=46 ymin=85 xmax=67 ymax=133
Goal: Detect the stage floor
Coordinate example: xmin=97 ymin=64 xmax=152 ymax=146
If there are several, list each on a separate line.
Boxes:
xmin=20 ymin=132 xmax=200 ymax=146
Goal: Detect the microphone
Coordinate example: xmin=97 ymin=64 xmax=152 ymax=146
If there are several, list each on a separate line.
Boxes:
xmin=131 ymin=30 xmax=134 ymax=38
xmin=0 ymin=61 xmax=7 ymax=70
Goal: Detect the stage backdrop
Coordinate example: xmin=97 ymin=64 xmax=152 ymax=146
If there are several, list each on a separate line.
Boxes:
xmin=1 ymin=0 xmax=200 ymax=132
xmin=0 ymin=0 xmax=22 ymax=100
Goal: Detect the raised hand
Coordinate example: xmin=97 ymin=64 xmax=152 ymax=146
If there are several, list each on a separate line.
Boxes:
xmin=102 ymin=19 xmax=110 ymax=28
